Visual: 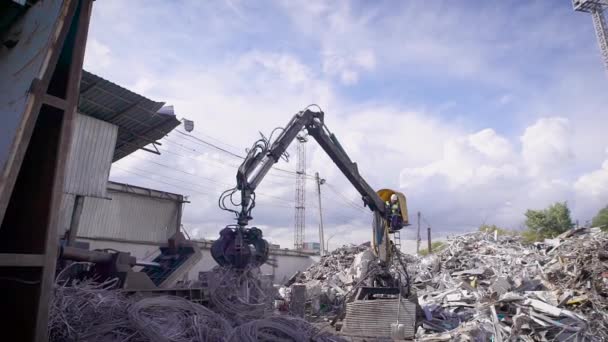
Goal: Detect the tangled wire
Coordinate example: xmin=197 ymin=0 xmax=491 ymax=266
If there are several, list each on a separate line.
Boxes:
xmin=49 ymin=278 xmax=135 ymax=342
xmin=227 ymin=316 xmax=344 ymax=342
xmin=205 ymin=266 xmax=273 ymax=325
xmin=128 ymin=296 xmax=231 ymax=342
xmin=50 ymin=263 xmax=342 ymax=342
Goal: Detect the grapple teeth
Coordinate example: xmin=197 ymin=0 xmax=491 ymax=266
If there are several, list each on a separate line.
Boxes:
xmin=211 ymin=226 xmax=269 ymax=269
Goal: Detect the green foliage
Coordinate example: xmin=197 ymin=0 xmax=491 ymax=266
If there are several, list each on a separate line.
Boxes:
xmin=524 ymin=202 xmax=573 ymax=242
xmin=591 ymin=205 xmax=608 ymax=232
xmin=521 ymin=229 xmax=542 ymax=244
xmin=418 ymin=241 xmax=446 ymax=256
xmin=478 ymin=224 xmax=517 ymax=236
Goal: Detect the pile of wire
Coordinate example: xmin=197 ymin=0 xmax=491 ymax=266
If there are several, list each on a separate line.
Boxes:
xmin=205 ymin=266 xmax=272 ymax=325
xmin=128 ymin=296 xmax=231 ymax=342
xmin=227 ymin=316 xmax=346 ymax=342
xmin=49 ymin=264 xmax=347 ymax=341
xmin=49 ymin=277 xmax=137 ymax=342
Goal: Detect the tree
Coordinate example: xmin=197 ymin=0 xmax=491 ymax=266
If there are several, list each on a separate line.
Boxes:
xmin=479 ymin=224 xmax=516 ymax=236
xmin=592 ymin=205 xmax=608 ymax=232
xmin=524 ymin=202 xmax=573 ymax=242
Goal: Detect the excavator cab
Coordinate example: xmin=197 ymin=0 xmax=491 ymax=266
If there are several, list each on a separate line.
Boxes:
xmin=372 ymin=189 xmax=408 ymax=265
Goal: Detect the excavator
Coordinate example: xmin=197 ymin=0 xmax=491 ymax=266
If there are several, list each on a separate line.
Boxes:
xmin=211 ymin=106 xmax=409 ymax=287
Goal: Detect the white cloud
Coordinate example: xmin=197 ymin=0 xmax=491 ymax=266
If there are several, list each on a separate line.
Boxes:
xmin=574 ymin=150 xmax=608 ymax=220
xmin=397 ymin=118 xmax=592 ymax=231
xmin=236 ymin=51 xmax=313 ymax=86
xmin=354 ymin=50 xmax=376 ymax=70
xmin=401 ymin=128 xmax=518 ymax=189
xmin=322 ymin=49 xmax=377 ymax=85
xmin=83 ymin=39 xmax=112 ymax=70
xmin=521 ymin=117 xmax=573 ymax=178
xmin=499 ymin=94 xmax=513 ymax=105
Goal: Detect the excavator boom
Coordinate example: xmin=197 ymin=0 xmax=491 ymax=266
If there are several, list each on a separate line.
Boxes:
xmin=212 ymin=107 xmax=408 ymax=269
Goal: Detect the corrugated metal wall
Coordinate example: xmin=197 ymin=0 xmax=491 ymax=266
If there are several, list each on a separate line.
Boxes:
xmin=63 ymin=113 xmax=117 ymax=197
xmin=57 ymin=193 xmax=75 ymax=237
xmin=77 ymin=190 xmax=180 ymax=243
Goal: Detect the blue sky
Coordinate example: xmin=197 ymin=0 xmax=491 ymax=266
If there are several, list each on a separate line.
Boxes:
xmin=85 ymin=0 xmax=608 ymax=251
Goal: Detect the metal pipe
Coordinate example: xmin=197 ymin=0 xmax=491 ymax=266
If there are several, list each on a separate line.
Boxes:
xmin=61 ymin=246 xmax=113 ymax=263
xmin=135 ymin=260 xmax=161 ymax=268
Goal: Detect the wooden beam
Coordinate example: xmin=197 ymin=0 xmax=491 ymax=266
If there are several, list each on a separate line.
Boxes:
xmin=35 ymin=1 xmax=94 ymax=341
xmin=42 ymin=93 xmax=67 ymax=110
xmin=0 ymin=253 xmax=45 ymax=267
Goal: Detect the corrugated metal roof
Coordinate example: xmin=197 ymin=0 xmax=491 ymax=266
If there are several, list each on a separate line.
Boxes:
xmin=77 ymin=70 xmax=180 ymax=161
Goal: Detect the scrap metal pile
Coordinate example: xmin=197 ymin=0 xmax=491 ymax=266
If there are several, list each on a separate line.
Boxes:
xmin=284 ymin=243 xmax=416 ymax=318
xmin=284 ymin=244 xmax=374 ymax=316
xmin=49 ymin=265 xmax=345 ymax=342
xmin=414 ymin=227 xmax=608 ymax=341
xmin=286 ymin=228 xmax=607 ymax=341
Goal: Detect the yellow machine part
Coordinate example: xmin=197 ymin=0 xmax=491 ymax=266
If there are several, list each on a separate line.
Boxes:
xmin=377 ymin=189 xmax=409 ymax=225
xmin=372 ymin=189 xmax=409 ymax=264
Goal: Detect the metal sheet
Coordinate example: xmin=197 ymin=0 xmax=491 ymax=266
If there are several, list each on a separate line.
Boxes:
xmin=77 ymin=189 xmax=180 ymax=243
xmin=63 ymin=113 xmax=117 ymax=197
xmin=0 ymin=0 xmax=64 ymax=171
xmin=57 ymin=193 xmax=75 ymax=237
xmin=342 ymin=299 xmax=416 ymax=339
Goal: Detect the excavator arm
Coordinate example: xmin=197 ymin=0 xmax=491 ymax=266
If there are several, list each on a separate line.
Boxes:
xmin=212 ymin=108 xmax=408 ymax=269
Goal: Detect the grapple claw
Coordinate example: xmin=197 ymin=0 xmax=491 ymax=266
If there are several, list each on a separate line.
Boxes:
xmin=211 ymin=225 xmax=269 ymax=269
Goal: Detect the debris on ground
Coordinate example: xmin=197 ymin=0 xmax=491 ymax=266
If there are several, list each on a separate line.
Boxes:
xmin=50 ymin=228 xmax=607 ymax=341
xmin=285 ymin=228 xmax=607 ymax=341
xmin=414 ymin=227 xmax=608 ymax=341
xmin=283 ymin=244 xmax=379 ymax=317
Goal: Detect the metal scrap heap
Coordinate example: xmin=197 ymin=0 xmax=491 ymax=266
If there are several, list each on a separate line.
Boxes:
xmin=284 ymin=243 xmax=417 ymax=322
xmin=414 ymin=227 xmax=608 ymax=341
xmin=285 ymin=244 xmax=379 ymax=316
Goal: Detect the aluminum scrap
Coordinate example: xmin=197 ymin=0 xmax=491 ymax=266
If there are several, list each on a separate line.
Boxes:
xmin=414 ymin=227 xmax=608 ymax=341
xmin=283 ymin=244 xmax=372 ymax=316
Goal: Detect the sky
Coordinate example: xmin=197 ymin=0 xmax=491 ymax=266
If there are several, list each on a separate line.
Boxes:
xmin=84 ymin=0 xmax=608 ymax=252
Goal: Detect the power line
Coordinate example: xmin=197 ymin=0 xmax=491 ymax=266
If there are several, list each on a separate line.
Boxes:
xmin=181 ymin=127 xmax=244 ymax=154
xmin=126 ymin=165 xmax=222 ymax=193
xmin=324 ymin=182 xmax=368 ymax=214
xmin=171 ymin=129 xmax=316 ymax=179
xmin=321 ymin=193 xmax=370 ymax=215
xmin=128 ymin=154 xmax=232 ymax=187
xmin=114 ymin=160 xmax=295 ymax=205
xmin=176 ymin=129 xmax=244 ymax=159
xmin=112 ymin=165 xmax=215 ymax=196
xmin=158 ymin=139 xmax=297 ymax=183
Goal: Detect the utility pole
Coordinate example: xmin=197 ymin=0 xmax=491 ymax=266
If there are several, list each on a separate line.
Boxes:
xmin=315 ymin=172 xmax=326 ymax=255
xmin=427 ymin=226 xmax=432 ymax=254
xmin=416 ymin=211 xmax=421 ymax=253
